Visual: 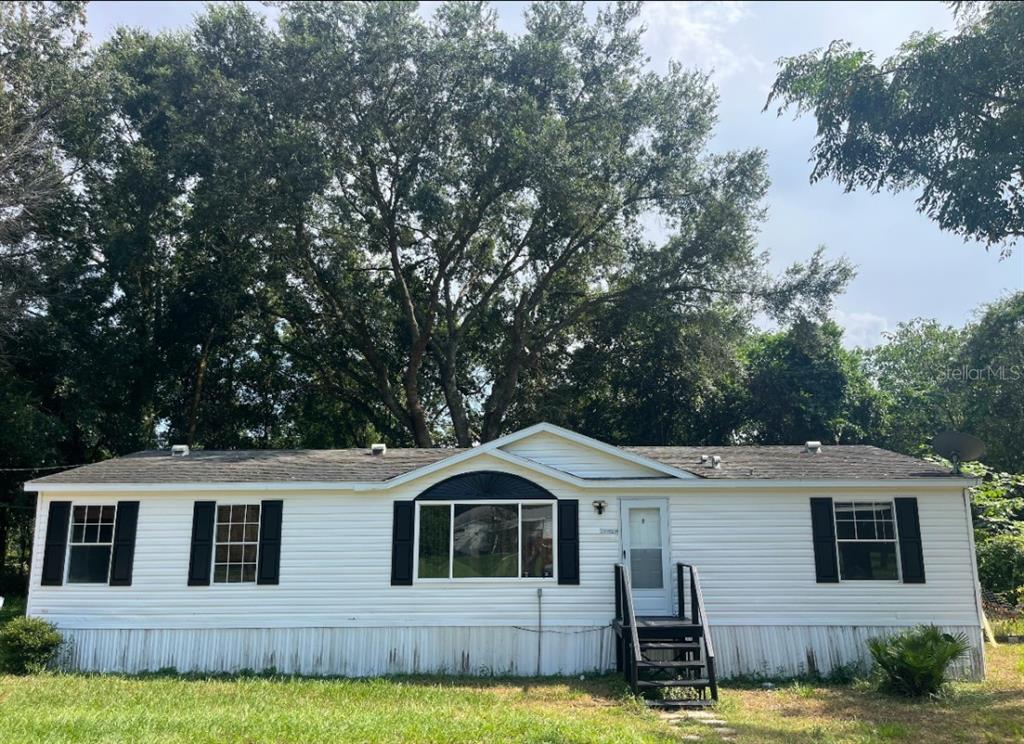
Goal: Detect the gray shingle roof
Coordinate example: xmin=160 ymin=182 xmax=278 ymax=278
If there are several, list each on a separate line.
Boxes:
xmin=29 ymin=448 xmax=463 ymax=485
xmin=28 ymin=443 xmax=956 ymax=486
xmin=621 ymin=445 xmax=953 ymax=480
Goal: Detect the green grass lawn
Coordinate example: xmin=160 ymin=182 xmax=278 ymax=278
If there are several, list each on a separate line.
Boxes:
xmin=1 ymin=647 xmax=1022 ymax=743
xmin=0 ymin=672 xmax=673 ymax=744
xmin=1 ymin=591 xmax=1023 ymax=744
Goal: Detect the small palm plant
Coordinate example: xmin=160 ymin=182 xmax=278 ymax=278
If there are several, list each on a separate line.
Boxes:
xmin=867 ymin=625 xmax=970 ymax=697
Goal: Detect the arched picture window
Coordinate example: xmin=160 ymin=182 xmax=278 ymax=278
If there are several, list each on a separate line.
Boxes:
xmin=414 ymin=471 xmax=556 ymax=581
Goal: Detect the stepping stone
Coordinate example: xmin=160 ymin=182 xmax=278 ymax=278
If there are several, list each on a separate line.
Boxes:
xmin=685 ymin=710 xmax=719 ymax=720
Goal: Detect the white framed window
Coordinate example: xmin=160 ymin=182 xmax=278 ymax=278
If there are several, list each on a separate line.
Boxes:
xmin=67 ymin=504 xmax=117 ymax=583
xmin=834 ymin=501 xmax=900 ymax=581
xmin=213 ymin=504 xmax=261 ymax=583
xmin=414 ymin=501 xmax=556 ymax=581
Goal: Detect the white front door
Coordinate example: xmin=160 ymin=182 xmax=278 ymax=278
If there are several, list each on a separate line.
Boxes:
xmin=620 ymin=499 xmax=672 ymax=616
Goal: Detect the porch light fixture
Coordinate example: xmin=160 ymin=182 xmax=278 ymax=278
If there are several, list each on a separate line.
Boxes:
xmin=592 ymin=500 xmax=607 ymax=515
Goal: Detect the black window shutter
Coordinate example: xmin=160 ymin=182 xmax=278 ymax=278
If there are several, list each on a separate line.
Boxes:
xmin=391 ymin=501 xmax=415 ymax=585
xmin=108 ymin=501 xmax=139 ymax=586
xmin=257 ymin=500 xmax=283 ymax=585
xmin=809 ymin=497 xmax=839 ymax=583
xmin=557 ymin=500 xmax=580 ymax=585
xmin=40 ymin=501 xmax=71 ymax=586
xmin=187 ymin=501 xmax=216 ymax=586
xmin=895 ymin=497 xmax=926 ymax=583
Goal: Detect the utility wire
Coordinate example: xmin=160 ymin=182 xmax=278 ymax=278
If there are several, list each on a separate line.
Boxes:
xmin=0 ymin=464 xmax=86 ymax=472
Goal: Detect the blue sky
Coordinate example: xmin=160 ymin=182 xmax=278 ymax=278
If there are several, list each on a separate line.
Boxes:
xmin=86 ymin=1 xmax=1018 ymax=348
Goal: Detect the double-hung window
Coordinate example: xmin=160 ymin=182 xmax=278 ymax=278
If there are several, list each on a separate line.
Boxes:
xmin=416 ymin=502 xmax=555 ymax=580
xmin=67 ymin=505 xmax=117 ymax=583
xmin=213 ymin=504 xmax=261 ymax=583
xmin=834 ymin=501 xmax=899 ymax=580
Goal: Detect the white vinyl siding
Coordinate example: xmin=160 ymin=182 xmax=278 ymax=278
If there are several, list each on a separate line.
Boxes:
xmin=501 ymin=432 xmax=668 ymax=479
xmin=28 ymin=456 xmax=614 ymax=629
xmin=29 ymin=479 xmax=978 ymax=630
xmin=667 ymin=489 xmax=979 ymax=626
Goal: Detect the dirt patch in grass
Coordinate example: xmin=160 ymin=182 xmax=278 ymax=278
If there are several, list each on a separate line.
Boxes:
xmin=711 ymin=644 xmax=1024 ymax=743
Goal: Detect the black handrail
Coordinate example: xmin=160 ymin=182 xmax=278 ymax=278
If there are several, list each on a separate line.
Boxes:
xmin=677 ymin=562 xmax=718 ymax=702
xmin=614 ymin=563 xmax=642 ymax=695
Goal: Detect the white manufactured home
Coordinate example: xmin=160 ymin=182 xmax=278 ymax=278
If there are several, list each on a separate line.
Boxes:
xmin=24 ymin=423 xmax=984 ymax=695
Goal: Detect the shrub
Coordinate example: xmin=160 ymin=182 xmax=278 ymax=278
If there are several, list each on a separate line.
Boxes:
xmin=0 ymin=616 xmax=63 ymax=674
xmin=867 ymin=625 xmax=970 ymax=697
xmin=990 ymin=616 xmax=1024 ymax=638
xmin=976 ymin=534 xmax=1024 ymax=606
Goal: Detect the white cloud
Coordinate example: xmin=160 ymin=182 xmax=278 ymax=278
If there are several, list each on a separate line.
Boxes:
xmin=833 ymin=309 xmax=889 ymax=350
xmin=638 ymin=1 xmax=766 ymax=81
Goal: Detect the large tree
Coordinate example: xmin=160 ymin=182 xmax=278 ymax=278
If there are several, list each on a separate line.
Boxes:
xmin=867 ymin=319 xmax=969 ymax=456
xmin=739 ymin=319 xmax=884 ymax=445
xmin=3 ymin=1 xmax=853 ymax=464
xmin=0 ymin=1 xmax=87 ymax=347
xmin=276 ymin=1 xmax=850 ymax=446
xmin=511 ymin=293 xmax=749 ymax=446
xmin=0 ymin=0 xmax=89 ymax=583
xmin=961 ymin=292 xmax=1024 ymax=471
xmin=767 ymin=1 xmax=1024 ymax=252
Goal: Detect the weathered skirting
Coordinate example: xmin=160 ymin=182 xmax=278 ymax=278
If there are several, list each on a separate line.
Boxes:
xmin=57 ymin=625 xmax=616 ymax=677
xmin=710 ymin=625 xmax=984 ymax=680
xmin=55 ymin=624 xmax=984 ymax=680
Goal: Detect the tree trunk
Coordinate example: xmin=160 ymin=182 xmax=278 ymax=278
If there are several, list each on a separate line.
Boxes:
xmin=437 ymin=348 xmax=472 ymax=447
xmin=186 ymin=328 xmax=215 ymax=447
xmin=404 ymin=378 xmax=433 ymax=447
xmin=18 ymin=507 xmax=30 ymax=574
xmin=0 ymin=493 xmax=8 ymax=577
xmin=481 ymin=351 xmax=525 ymax=442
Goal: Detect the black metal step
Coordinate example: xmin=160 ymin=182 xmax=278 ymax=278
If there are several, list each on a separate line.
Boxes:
xmin=640 ymin=641 xmax=702 ymax=650
xmin=636 ymin=678 xmax=710 ymax=688
xmin=645 ymin=698 xmax=716 ymax=709
xmin=637 ymin=660 xmax=705 ymax=669
xmin=636 ymin=624 xmax=704 ymax=640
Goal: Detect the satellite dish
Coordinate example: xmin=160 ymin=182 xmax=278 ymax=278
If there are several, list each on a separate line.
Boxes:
xmin=932 ymin=431 xmax=986 ymax=474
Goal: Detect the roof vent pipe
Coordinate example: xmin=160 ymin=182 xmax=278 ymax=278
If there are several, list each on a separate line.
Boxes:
xmin=371 ymin=443 xmax=387 ymax=456
xmin=805 ymin=441 xmax=822 ymax=454
xmin=171 ymin=444 xmax=190 ymax=457
xmin=699 ymin=454 xmax=709 ymax=464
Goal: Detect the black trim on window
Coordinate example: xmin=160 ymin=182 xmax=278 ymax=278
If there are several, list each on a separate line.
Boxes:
xmin=391 ymin=501 xmax=415 ymax=585
xmin=557 ymin=499 xmax=579 ymax=585
xmin=809 ymin=497 xmax=839 ymax=583
xmin=257 ymin=500 xmax=283 ymax=585
xmin=894 ymin=497 xmax=926 ymax=583
xmin=108 ymin=501 xmax=139 ymax=586
xmin=41 ymin=501 xmax=71 ymax=586
xmin=187 ymin=501 xmax=216 ymax=586
xmin=416 ymin=471 xmax=556 ymax=501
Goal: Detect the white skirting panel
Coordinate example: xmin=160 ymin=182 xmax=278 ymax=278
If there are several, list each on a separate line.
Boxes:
xmin=55 ymin=624 xmax=984 ymax=680
xmin=711 ymin=625 xmax=985 ymax=681
xmin=57 ymin=625 xmax=617 ymax=677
